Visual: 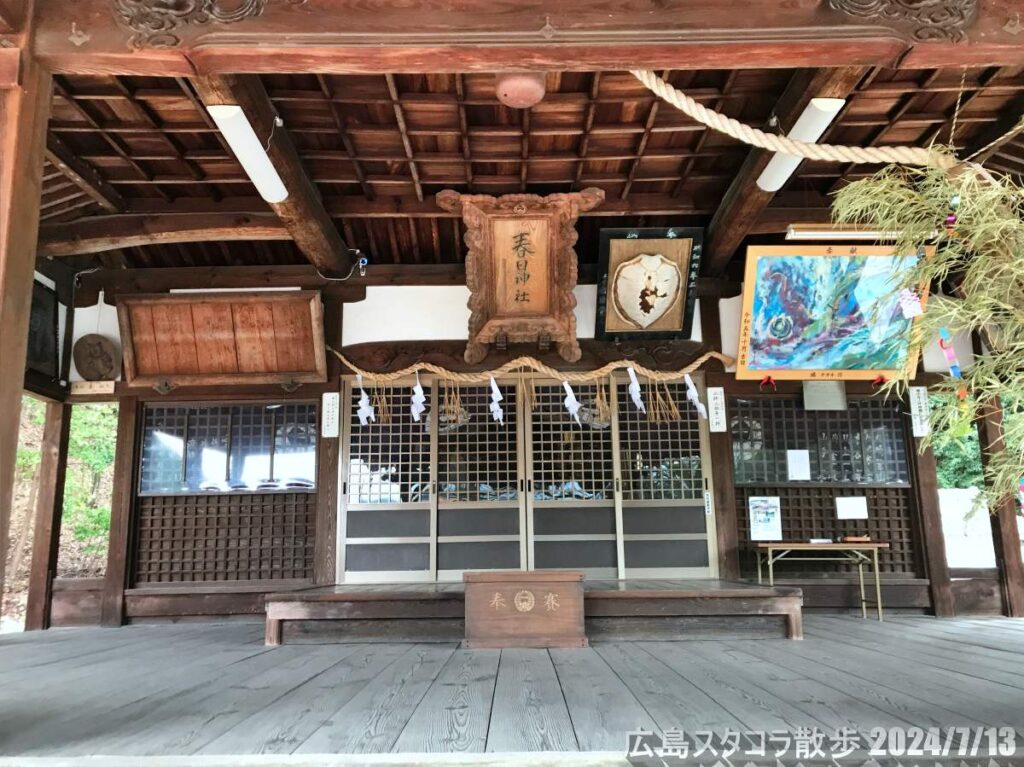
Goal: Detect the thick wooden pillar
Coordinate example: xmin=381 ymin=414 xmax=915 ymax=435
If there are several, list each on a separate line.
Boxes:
xmin=101 ymin=397 xmax=139 ymax=626
xmin=907 ymin=419 xmax=955 ymax=617
xmin=24 ymin=402 xmax=71 ymax=630
xmin=0 ymin=54 xmax=52 ymax=601
xmin=976 ymin=397 xmax=1024 ymax=617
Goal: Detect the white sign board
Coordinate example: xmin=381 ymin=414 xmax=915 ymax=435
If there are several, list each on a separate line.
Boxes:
xmin=786 ymin=450 xmax=812 ymax=481
xmin=321 ymin=392 xmax=340 ymax=438
xmin=749 ymin=496 xmax=783 ymax=541
xmin=836 ymin=496 xmax=869 ymax=520
xmin=707 ymin=387 xmax=727 ymax=432
xmin=803 ymin=380 xmax=848 ymax=411
xmin=909 ymin=386 xmax=931 ymax=438
xmin=704 ymin=490 xmax=713 ymax=517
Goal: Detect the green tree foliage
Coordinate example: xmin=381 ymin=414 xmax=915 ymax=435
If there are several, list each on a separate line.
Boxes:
xmin=833 ymin=164 xmax=1024 ymax=514
xmin=63 ymin=403 xmax=118 ymax=550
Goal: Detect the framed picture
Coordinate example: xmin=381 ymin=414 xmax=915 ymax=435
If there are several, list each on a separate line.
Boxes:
xmin=737 ymin=245 xmax=931 ymax=381
xmin=596 ymin=227 xmax=703 ymax=340
xmin=27 ymin=280 xmax=59 ymax=380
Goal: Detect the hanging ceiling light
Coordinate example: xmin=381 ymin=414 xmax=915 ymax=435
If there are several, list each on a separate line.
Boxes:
xmin=756 ymin=97 xmax=846 ymax=193
xmin=206 ymin=104 xmax=289 ymax=204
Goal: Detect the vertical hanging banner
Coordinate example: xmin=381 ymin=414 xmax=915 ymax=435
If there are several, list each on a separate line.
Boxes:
xmin=909 ymin=386 xmax=931 ymax=437
xmin=321 ymin=391 xmax=340 ymax=438
xmin=707 ymin=387 xmax=727 ymax=432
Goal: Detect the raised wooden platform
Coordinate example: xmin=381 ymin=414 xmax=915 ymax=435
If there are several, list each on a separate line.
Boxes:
xmin=264 ymin=578 xmax=804 ymax=645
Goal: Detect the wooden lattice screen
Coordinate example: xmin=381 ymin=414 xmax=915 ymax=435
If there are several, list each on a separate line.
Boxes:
xmin=731 ymin=397 xmax=923 ymax=576
xmin=134 ymin=493 xmax=316 ymax=583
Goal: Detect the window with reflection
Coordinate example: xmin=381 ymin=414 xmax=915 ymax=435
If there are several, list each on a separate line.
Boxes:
xmin=139 ymin=402 xmax=318 ymax=495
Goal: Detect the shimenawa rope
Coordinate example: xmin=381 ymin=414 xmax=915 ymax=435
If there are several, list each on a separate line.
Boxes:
xmin=630 ymin=69 xmax=955 ymax=170
xmin=331 ymin=348 xmax=733 ymax=385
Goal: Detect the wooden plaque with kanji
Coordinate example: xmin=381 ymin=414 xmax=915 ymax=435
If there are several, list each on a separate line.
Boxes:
xmin=436 ymin=188 xmax=604 ymax=363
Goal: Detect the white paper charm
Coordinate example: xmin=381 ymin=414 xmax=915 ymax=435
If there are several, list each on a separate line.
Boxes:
xmin=562 ymin=380 xmax=582 ymax=426
xmin=489 ymin=376 xmax=504 ymax=425
xmin=626 ymin=367 xmax=646 ymax=413
xmin=683 ymin=374 xmax=708 ymax=419
xmin=356 ymin=374 xmax=376 ymax=426
xmin=899 ymin=288 xmax=924 ymax=319
xmin=410 ymin=372 xmax=426 ymax=422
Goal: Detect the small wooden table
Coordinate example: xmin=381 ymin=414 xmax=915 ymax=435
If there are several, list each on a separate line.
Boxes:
xmin=756 ymin=542 xmax=890 ymax=621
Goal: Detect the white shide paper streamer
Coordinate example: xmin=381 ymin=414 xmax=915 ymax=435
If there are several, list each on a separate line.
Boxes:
xmin=356 ymin=373 xmax=376 ymax=426
xmin=626 ymin=367 xmax=646 ymax=413
xmin=562 ymin=380 xmax=582 ymax=426
xmin=489 ymin=376 xmax=504 ymax=425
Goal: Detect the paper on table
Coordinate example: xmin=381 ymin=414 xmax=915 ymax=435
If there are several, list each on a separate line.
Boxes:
xmin=786 ymin=449 xmax=811 ymax=481
xmin=836 ymin=496 xmax=869 ymax=520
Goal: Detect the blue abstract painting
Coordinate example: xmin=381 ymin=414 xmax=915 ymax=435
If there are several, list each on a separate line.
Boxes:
xmin=742 ymin=251 xmax=919 ymax=375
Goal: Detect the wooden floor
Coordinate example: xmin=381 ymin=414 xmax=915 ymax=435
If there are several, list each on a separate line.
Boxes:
xmin=1 ymin=615 xmax=1023 ymax=756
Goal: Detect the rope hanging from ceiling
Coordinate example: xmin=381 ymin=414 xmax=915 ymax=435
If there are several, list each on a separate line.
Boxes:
xmin=630 ymin=69 xmax=956 ymax=169
xmin=330 ymin=348 xmax=733 ymax=384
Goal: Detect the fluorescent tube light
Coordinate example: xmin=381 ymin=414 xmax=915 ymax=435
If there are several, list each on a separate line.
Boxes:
xmin=206 ymin=104 xmax=289 ymax=204
xmin=756 ymin=97 xmax=846 ymax=193
xmin=785 ymin=223 xmax=939 ymax=241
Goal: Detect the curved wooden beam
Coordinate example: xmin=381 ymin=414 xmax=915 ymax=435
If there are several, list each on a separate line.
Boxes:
xmin=37 ymin=212 xmax=289 ymax=257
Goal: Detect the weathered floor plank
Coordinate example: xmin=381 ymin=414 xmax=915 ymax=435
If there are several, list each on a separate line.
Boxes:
xmin=485 ymin=649 xmax=578 ymax=753
xmin=393 ymin=648 xmax=499 ymax=753
xmin=295 ymin=644 xmax=456 ymax=754
xmin=549 ymin=647 xmax=658 ymax=751
xmin=2 ymin=616 xmax=1024 ymax=757
xmin=201 ymin=643 xmax=412 ymax=755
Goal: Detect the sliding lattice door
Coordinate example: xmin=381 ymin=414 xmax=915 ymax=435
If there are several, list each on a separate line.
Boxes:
xmin=527 ymin=382 xmax=619 ymax=578
xmin=340 ymin=384 xmax=435 ymax=582
xmin=436 ymin=381 xmax=525 ymax=578
xmin=615 ymin=378 xmax=717 ymax=577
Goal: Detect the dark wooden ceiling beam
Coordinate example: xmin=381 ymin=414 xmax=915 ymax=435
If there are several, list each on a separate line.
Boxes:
xmin=44 ymin=133 xmax=125 ymax=213
xmin=191 ymin=74 xmax=352 ymax=277
xmin=702 ymin=66 xmax=867 ymax=276
xmin=37 ymin=212 xmax=288 ymax=257
xmin=31 ymin=0 xmax=1024 ymax=75
xmin=73 ymin=263 xmax=738 ymax=306
xmin=37 ymin=203 xmax=825 ymax=259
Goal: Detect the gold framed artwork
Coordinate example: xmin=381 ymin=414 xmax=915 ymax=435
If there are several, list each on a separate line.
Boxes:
xmin=596 ymin=227 xmax=703 ymax=340
xmin=736 ymin=245 xmax=932 ymax=381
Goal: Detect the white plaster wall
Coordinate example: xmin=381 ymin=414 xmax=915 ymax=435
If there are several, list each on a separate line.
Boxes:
xmin=939 ymin=488 xmax=998 ymax=569
xmin=342 ymin=284 xmax=604 ymax=346
xmin=69 ymin=293 xmax=122 ymax=382
xmin=719 ymin=295 xmax=742 ymax=372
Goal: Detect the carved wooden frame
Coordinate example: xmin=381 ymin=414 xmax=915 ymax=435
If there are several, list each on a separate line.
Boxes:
xmin=437 ymin=188 xmax=604 ymax=364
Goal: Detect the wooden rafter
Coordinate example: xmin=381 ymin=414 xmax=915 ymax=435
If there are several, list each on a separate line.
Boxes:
xmin=573 ymin=72 xmax=602 ymax=190
xmin=317 ymin=75 xmax=374 ymax=201
xmin=191 ymin=74 xmax=352 ymax=277
xmin=672 ymin=70 xmax=736 ymax=199
xmin=455 ymin=74 xmax=474 ymax=191
xmin=384 ymin=74 xmax=424 ymax=202
xmin=45 ymin=133 xmax=125 ymax=213
xmin=622 ymin=69 xmax=671 ymax=200
xmin=960 ymin=91 xmax=1024 ymax=163
xmin=703 ymin=66 xmax=867 ymax=276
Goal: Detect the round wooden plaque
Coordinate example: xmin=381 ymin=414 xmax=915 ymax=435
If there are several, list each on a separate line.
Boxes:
xmin=73 ymin=334 xmax=120 ymax=381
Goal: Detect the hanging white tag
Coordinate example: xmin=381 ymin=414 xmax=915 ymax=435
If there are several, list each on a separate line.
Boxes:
xmin=410 ymin=372 xmax=426 ymax=422
xmin=684 ymin=374 xmax=708 ymax=419
xmin=626 ymin=367 xmax=646 ymax=413
xmin=356 ymin=373 xmax=376 ymax=426
xmin=489 ymin=377 xmax=504 ymax=424
xmin=562 ymin=380 xmax=582 ymax=426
